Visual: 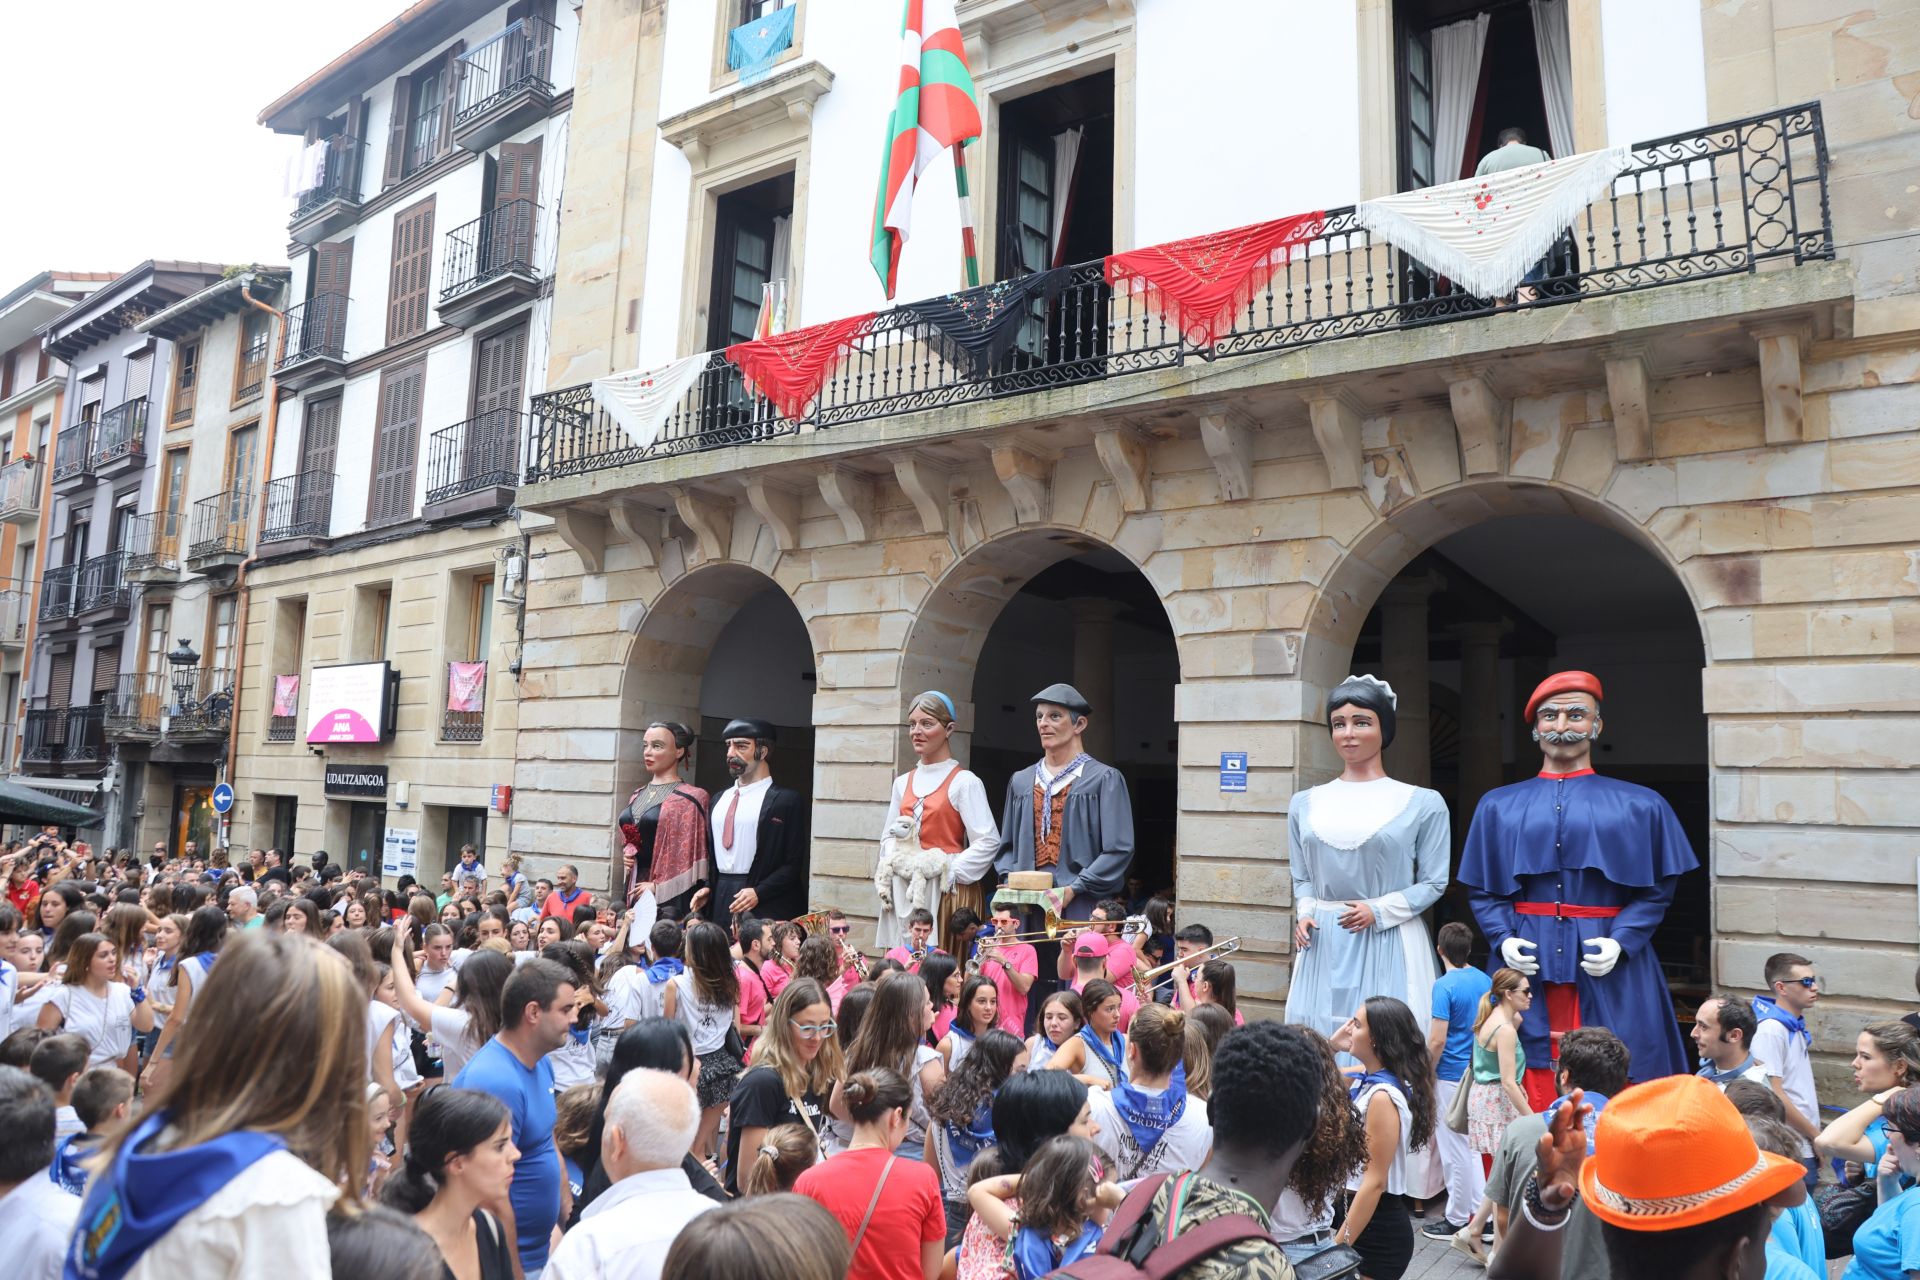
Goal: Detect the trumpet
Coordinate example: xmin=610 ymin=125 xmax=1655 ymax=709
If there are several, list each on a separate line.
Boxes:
xmin=793 ymin=909 xmax=864 ymax=975
xmin=1136 ymin=936 xmax=1242 ymax=983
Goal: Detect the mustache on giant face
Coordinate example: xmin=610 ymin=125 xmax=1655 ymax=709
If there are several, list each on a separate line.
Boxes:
xmin=1532 ymin=729 xmax=1596 ymax=746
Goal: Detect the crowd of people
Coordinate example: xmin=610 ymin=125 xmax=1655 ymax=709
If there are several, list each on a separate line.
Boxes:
xmin=0 ymin=815 xmax=1915 ymax=1280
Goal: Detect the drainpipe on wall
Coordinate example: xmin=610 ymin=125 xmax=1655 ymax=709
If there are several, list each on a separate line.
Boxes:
xmin=223 ymin=280 xmax=289 ymax=807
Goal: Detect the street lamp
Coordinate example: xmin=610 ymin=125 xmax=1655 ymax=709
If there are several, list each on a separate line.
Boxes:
xmin=167 ymin=639 xmax=200 ymax=719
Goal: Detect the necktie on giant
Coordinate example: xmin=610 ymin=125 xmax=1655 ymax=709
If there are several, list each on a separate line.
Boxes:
xmin=723 ymin=787 xmax=740 ymax=851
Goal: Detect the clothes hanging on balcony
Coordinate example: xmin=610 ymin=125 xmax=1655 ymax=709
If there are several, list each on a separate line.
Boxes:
xmin=728 ymin=4 xmax=796 ymax=85
xmin=1354 ymin=145 xmax=1630 ymax=298
xmin=895 ymin=268 xmax=1069 ymax=376
xmin=271 ymin=676 xmax=300 ymax=719
xmin=725 ymin=312 xmax=878 ymax=421
xmin=592 ymin=352 xmax=711 ymax=451
xmin=1103 ymin=211 xmax=1326 ymax=348
xmin=447 ymin=662 xmax=487 ymax=714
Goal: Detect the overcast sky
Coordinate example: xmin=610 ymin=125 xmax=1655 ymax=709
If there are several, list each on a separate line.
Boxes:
xmin=0 ymin=0 xmax=408 ymax=289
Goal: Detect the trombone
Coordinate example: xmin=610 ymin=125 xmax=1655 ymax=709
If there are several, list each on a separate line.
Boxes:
xmin=1135 ymin=936 xmax=1242 ymax=984
xmin=965 ymin=914 xmax=1065 ymax=974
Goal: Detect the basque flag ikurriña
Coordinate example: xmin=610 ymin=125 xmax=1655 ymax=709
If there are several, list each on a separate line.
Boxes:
xmin=869 ymin=0 xmax=982 ymax=299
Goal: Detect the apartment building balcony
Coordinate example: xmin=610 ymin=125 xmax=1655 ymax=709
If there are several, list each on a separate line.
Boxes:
xmin=38 ymin=565 xmax=77 ymax=629
xmin=437 ymin=201 xmax=541 ymax=329
xmin=424 ymin=409 xmax=521 ymax=519
xmin=0 ymin=458 xmax=41 ymax=525
xmin=91 ymin=398 xmax=148 ymax=479
xmin=188 ymin=490 xmax=252 ymax=577
xmin=0 ymin=580 xmax=31 ymax=654
xmin=23 ymin=704 xmax=104 ymax=768
xmin=442 ymin=661 xmax=487 ymax=742
xmin=52 ymin=423 xmax=94 ymax=488
xmin=290 ymin=135 xmax=367 ymax=245
xmin=452 ymin=16 xmax=558 ymax=153
xmin=104 ymin=666 xmax=234 ymax=744
xmin=275 ymin=293 xmax=348 ymax=392
xmin=124 ymin=510 xmax=183 ymax=585
xmin=76 ymin=551 xmax=130 ymax=623
xmin=259 ymin=471 xmax=333 ymax=555
xmin=523 ymin=104 xmax=1837 ymax=494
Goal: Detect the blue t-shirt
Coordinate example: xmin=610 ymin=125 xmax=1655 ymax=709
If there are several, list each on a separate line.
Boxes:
xmin=1769 ymin=1196 xmax=1825 ymax=1279
xmin=1431 ymin=966 xmax=1493 ymax=1082
xmin=453 ymin=1038 xmax=560 ymax=1271
xmin=1866 ymin=1118 xmax=1918 ymax=1192
xmin=1846 ymin=1185 xmax=1920 ymax=1280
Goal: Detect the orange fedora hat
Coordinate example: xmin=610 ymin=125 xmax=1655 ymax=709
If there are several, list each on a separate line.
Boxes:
xmin=1580 ymin=1075 xmax=1806 ymax=1231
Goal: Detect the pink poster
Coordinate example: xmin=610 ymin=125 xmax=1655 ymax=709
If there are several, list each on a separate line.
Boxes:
xmin=447 ymin=661 xmax=487 ymax=713
xmin=272 ymin=675 xmax=300 ymax=718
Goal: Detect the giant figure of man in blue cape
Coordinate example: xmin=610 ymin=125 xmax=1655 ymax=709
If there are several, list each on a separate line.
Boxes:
xmin=1458 ymin=670 xmax=1697 ymax=1108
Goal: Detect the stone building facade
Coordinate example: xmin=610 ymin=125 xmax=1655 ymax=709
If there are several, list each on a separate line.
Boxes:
xmin=506 ymin=0 xmax=1917 ymax=1091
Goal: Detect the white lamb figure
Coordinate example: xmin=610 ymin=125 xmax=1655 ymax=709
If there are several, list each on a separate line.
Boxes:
xmin=874 ymin=809 xmax=952 ymax=944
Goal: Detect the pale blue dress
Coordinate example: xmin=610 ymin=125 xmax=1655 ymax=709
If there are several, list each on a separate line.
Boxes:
xmin=1285 ymin=778 xmax=1452 ymax=1041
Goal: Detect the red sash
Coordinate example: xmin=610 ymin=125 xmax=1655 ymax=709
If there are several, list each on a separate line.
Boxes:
xmin=1514 ymin=902 xmax=1621 ymax=919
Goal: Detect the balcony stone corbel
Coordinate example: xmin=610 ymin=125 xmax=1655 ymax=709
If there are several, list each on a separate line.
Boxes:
xmin=1751 ymin=319 xmax=1811 ymax=445
xmin=892 ymin=453 xmax=949 ymax=536
xmin=550 ymin=508 xmax=607 ymax=576
xmin=1092 ymin=426 xmax=1152 ymax=514
xmin=1304 ymin=388 xmax=1367 ymax=491
xmin=1600 ymin=342 xmax=1654 ymax=463
xmin=990 ymin=442 xmax=1053 ymax=525
xmin=818 ymin=466 xmax=874 ymax=542
xmin=606 ymin=498 xmax=661 ymax=569
xmin=743 ymin=477 xmax=803 ymax=552
xmin=1448 ymin=366 xmax=1509 ymax=477
xmin=1195 ymin=404 xmax=1255 ymax=502
xmin=669 ymin=486 xmax=734 ymax=562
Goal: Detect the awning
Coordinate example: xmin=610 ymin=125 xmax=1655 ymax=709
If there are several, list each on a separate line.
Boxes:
xmin=0 ymin=777 xmax=105 ymax=825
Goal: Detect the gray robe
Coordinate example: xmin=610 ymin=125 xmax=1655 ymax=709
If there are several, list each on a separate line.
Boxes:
xmin=993 ymin=759 xmax=1135 ymax=902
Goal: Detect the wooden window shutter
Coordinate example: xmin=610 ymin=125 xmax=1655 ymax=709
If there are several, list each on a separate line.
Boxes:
xmin=387 ymin=199 xmax=435 ymax=344
xmin=48 ymin=652 xmax=74 ymax=708
xmin=314 ymin=239 xmax=354 ymax=295
xmin=437 ymin=41 xmax=466 ymax=157
xmin=302 ymin=395 xmax=342 ymax=480
xmin=93 ymin=646 xmax=120 ymax=696
xmin=369 ymin=362 xmax=426 ymax=525
xmin=384 ymin=74 xmax=414 ymax=186
xmin=494 ymin=139 xmax=542 ymax=206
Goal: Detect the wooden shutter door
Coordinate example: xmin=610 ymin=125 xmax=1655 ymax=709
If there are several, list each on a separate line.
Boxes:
xmin=470 ymin=325 xmax=527 ymax=480
xmin=388 ymin=200 xmax=435 ymax=343
xmin=493 ymin=140 xmax=542 ymax=269
xmin=313 ymin=239 xmax=353 ymax=295
xmin=48 ymin=651 xmax=74 ymax=708
xmin=93 ymin=646 xmax=120 ymax=700
xmin=384 ymin=75 xmax=414 ymax=186
xmin=369 ymin=363 xmax=425 ymax=525
xmin=302 ymin=395 xmax=341 ymax=480
xmin=436 ymin=42 xmax=466 ymax=156
xmin=312 ymin=240 xmax=353 ymax=351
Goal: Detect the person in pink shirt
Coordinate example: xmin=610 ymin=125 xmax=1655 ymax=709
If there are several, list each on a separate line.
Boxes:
xmin=734 ymin=920 xmax=772 ymax=1042
xmin=976 ymin=904 xmax=1038 ymax=1037
xmin=1068 ymin=931 xmax=1140 ymax=1031
xmin=761 ymin=921 xmax=801 ymax=1000
xmin=885 ymin=908 xmax=942 ymax=972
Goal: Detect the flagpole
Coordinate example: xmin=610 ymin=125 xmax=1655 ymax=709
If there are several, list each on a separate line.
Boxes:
xmin=952 ymin=143 xmax=980 ymax=288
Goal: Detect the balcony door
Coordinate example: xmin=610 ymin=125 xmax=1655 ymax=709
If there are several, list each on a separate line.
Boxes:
xmin=471 ymin=323 xmax=526 ymax=483
xmin=489 ymin=140 xmax=541 ymax=271
xmin=159 ymin=447 xmax=189 ymax=558
xmin=301 ymin=395 xmax=341 ymax=490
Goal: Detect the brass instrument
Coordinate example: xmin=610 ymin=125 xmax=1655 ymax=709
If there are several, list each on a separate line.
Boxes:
xmin=1135 ymin=936 xmax=1242 ymax=984
xmin=793 ymin=908 xmax=865 ymax=976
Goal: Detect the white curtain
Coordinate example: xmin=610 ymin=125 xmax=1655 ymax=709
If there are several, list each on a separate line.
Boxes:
xmin=1050 ymin=126 xmax=1082 ymax=268
xmin=1531 ymin=0 xmax=1576 ymax=158
xmin=1431 ymin=14 xmax=1489 ymax=184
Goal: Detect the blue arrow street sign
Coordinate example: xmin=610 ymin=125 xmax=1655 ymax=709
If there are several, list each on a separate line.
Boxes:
xmin=211 ymin=784 xmax=235 ymax=814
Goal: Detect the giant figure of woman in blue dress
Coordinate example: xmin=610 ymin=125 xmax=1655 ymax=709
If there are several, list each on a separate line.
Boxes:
xmin=1286 ymin=675 xmax=1452 ymax=1041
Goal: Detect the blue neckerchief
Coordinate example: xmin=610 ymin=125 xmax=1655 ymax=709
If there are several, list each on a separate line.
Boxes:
xmin=944 ymin=1101 xmax=995 ymax=1165
xmin=950 ymin=1021 xmax=976 ymax=1043
xmin=1080 ymin=1025 xmax=1126 ymax=1084
xmin=1753 ymin=996 xmax=1811 ymax=1047
xmin=50 ymin=1133 xmax=97 ymax=1195
xmin=1349 ymin=1069 xmax=1407 ymax=1101
xmin=1009 ymin=1220 xmax=1102 ymax=1280
xmin=645 ymin=956 xmax=685 ymax=984
xmin=1113 ymin=1062 xmax=1188 ymax=1156
xmin=1698 ymin=1058 xmax=1759 ymax=1085
xmin=1034 ymin=753 xmax=1093 ymax=839
xmin=1545 ymin=1092 xmax=1609 ymax=1155
xmin=67 ymin=1110 xmax=284 ymax=1280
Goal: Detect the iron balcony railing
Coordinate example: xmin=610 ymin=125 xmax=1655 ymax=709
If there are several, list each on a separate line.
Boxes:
xmin=25 ymin=704 xmax=105 ymax=765
xmin=77 ymin=551 xmax=129 ymax=613
xmin=124 ymin=510 xmax=184 ymax=574
xmin=278 ymin=294 xmax=348 ymax=369
xmin=443 ymin=661 xmax=486 ymax=742
xmin=441 ymin=200 xmax=539 ymax=300
xmin=106 ymin=667 xmax=235 ymax=736
xmin=53 ymin=422 xmax=94 ymax=482
xmin=426 ymin=409 xmax=522 ymax=504
xmin=260 ymin=471 xmax=334 ymax=543
xmin=92 ymin=398 xmax=148 ymax=469
xmin=292 ymin=135 xmax=367 ymax=221
xmin=39 ymin=564 xmax=77 ymax=622
xmin=0 ymin=579 xmax=29 ymax=643
xmin=454 ymin=16 xmax=558 ymax=125
xmin=268 ymin=674 xmax=299 ymax=742
xmin=0 ymin=458 xmax=40 ymax=516
xmin=527 ymin=103 xmax=1835 ymax=483
xmin=189 ymin=489 xmax=253 ymax=560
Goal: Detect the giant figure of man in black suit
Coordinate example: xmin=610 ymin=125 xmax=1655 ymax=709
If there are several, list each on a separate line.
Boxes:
xmin=708 ymin=717 xmax=809 ymax=923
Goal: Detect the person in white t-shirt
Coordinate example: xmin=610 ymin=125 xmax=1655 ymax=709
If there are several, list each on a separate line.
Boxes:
xmin=1751 ymin=951 xmax=1822 ymax=1175
xmin=1085 ymin=1003 xmax=1211 ymax=1180
xmin=0 ymin=1063 xmax=80 ymax=1280
xmin=37 ymin=933 xmax=152 ymax=1070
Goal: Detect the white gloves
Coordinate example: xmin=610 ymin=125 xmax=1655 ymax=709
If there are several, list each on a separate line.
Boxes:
xmin=1500 ymin=936 xmax=1540 ymax=976
xmin=1582 ymin=936 xmax=1623 ymax=977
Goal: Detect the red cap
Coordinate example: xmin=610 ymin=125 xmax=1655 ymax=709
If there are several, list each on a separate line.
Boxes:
xmin=1073 ymin=931 xmax=1112 ymax=959
xmin=1525 ymin=670 xmax=1604 ymax=722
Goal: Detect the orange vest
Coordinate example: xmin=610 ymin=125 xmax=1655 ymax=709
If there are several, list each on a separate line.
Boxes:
xmin=901 ymin=766 xmax=967 ymax=854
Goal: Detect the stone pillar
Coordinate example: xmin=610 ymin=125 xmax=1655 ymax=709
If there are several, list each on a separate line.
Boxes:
xmin=1071 ymin=599 xmax=1120 ymax=762
xmin=1378 ymin=575 xmax=1441 ymax=786
xmin=1511 ymin=654 xmax=1552 ymax=771
xmin=1453 ymin=620 xmax=1512 ymax=837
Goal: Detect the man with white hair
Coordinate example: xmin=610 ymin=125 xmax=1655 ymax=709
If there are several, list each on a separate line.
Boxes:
xmin=226 ymin=886 xmax=262 ymax=929
xmin=543 ymin=1067 xmax=716 ymax=1280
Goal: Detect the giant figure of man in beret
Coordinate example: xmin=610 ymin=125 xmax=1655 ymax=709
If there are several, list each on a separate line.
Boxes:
xmin=1458 ymin=671 xmax=1697 ymax=1107
xmin=993 ymin=683 xmax=1135 ymax=923
xmin=709 ymin=716 xmax=809 ymax=923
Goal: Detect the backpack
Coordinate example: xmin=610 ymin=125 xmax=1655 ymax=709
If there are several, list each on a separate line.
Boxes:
xmin=1044 ymin=1173 xmax=1276 ymax=1280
